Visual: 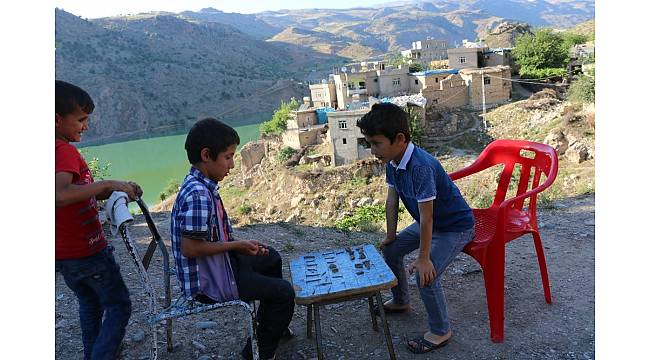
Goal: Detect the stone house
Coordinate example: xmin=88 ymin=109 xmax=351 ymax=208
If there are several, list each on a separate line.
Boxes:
xmin=421 ymin=73 xmax=470 ymax=109
xmin=282 ymin=108 xmax=327 ymax=150
xmin=482 ymin=48 xmax=513 ymax=68
xmin=458 ymin=66 xmax=512 ymax=110
xmin=408 ymin=69 xmax=459 ymax=93
xmin=401 ymin=38 xmax=448 ymax=64
xmin=326 ymin=108 xmax=372 ymax=166
xmin=309 ymin=81 xmax=337 ymax=108
xmin=331 ymin=65 xmax=410 ymax=110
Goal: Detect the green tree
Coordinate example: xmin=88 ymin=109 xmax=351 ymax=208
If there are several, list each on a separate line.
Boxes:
xmin=513 ymin=29 xmax=570 ymax=79
xmin=259 ymin=97 xmax=300 ymax=136
xmin=408 ymin=63 xmax=424 ymax=73
xmin=386 ymin=53 xmax=407 ymax=68
xmin=405 ymin=106 xmax=424 ymax=147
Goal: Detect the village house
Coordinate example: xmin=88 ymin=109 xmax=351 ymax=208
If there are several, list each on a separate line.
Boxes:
xmin=325 ymin=108 xmax=372 ymax=166
xmin=281 ymin=102 xmax=327 ymax=150
xmin=401 ymin=38 xmax=448 ymax=64
xmin=458 ymin=66 xmax=512 ymax=110
xmin=309 ymin=80 xmax=337 ymax=108
xmin=330 ymin=65 xmax=411 ymax=110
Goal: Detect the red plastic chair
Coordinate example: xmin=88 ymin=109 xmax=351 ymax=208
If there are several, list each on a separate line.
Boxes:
xmin=449 ymin=139 xmax=558 ymax=343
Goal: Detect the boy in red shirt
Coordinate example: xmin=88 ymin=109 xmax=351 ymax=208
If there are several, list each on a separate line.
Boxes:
xmin=55 ymin=80 xmax=143 ymax=360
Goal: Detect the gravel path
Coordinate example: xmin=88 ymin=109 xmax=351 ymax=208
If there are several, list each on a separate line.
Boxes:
xmin=55 ymin=194 xmax=595 ymax=360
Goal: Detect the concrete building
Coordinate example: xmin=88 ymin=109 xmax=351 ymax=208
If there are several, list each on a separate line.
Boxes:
xmin=447 ymin=47 xmax=484 ymax=69
xmin=326 ymin=108 xmax=372 ymax=166
xmin=408 ymin=69 xmax=460 ymax=93
xmin=482 ymin=48 xmax=513 ymax=67
xmin=309 ymin=81 xmax=337 ymax=108
xmin=401 ymin=38 xmax=448 ymax=64
xmin=331 ymin=65 xmax=410 ymax=110
xmin=458 ymin=66 xmax=512 ymax=110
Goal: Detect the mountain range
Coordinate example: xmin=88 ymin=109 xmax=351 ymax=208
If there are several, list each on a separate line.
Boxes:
xmin=55 ymin=0 xmax=594 ymax=144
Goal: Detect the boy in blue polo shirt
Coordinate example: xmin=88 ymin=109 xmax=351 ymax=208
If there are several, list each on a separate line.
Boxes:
xmin=357 ymin=103 xmax=475 ymax=354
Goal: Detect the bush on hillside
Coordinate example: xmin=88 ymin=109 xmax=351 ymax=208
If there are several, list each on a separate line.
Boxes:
xmin=567 ymin=73 xmax=595 ymax=104
xmin=159 ymin=179 xmax=180 ymax=202
xmin=513 ymin=29 xmax=570 ymax=79
xmin=259 ymin=97 xmax=300 ymax=136
xmin=276 ymin=146 xmax=297 ymax=162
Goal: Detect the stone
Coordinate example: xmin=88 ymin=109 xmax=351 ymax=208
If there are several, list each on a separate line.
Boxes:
xmin=192 ymin=340 xmax=207 ymax=352
xmin=566 ymin=142 xmax=589 ymax=164
xmin=544 ymin=128 xmax=569 ymax=155
xmin=195 ymin=321 xmax=218 ymax=330
xmin=285 ymin=214 xmax=300 ymax=223
xmin=357 ymin=197 xmax=372 ymax=207
xmin=55 ymin=320 xmax=68 ymax=330
xmin=291 ymin=195 xmax=305 ymax=208
xmin=240 ymin=141 xmax=266 ymax=172
xmin=131 ymin=330 xmax=146 ymax=343
xmin=197 ymin=356 xmax=212 ymax=360
xmin=371 ymin=199 xmax=383 ymax=206
xmin=584 ymin=219 xmax=595 ymax=226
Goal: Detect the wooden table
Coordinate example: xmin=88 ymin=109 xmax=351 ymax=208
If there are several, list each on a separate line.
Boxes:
xmin=289 ymin=244 xmax=398 ymax=359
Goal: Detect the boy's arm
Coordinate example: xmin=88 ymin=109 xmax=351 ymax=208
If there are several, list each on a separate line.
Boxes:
xmin=381 ymin=186 xmax=400 ymax=248
xmin=55 ymin=172 xmax=140 ymax=207
xmin=408 ymin=200 xmax=436 ymax=288
xmin=180 ymin=236 xmax=264 ymax=258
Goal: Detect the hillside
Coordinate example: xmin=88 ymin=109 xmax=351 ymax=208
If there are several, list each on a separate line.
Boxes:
xmin=55 ymin=9 xmax=343 ymax=145
xmin=258 ymin=0 xmax=594 ymax=55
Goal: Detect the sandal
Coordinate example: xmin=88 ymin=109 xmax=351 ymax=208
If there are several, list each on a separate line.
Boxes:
xmin=405 ymin=336 xmax=449 ymax=354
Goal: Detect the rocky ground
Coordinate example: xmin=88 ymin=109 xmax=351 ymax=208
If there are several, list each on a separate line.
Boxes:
xmin=55 ymin=194 xmax=595 ymax=360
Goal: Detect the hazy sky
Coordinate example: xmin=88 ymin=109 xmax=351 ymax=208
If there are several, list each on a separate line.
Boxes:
xmin=54 ymin=0 xmax=393 ymax=18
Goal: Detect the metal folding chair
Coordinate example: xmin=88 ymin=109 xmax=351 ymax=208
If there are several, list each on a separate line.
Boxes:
xmin=114 ymin=198 xmax=259 ymax=359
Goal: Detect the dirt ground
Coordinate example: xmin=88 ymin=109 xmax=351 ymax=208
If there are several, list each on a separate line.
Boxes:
xmin=55 ymin=194 xmax=595 ymax=360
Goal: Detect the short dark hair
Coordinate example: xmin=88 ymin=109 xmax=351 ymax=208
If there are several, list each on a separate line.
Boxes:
xmin=55 ymin=80 xmax=95 ymax=116
xmin=356 ymin=102 xmax=410 ymax=143
xmin=185 ymin=118 xmax=240 ymax=164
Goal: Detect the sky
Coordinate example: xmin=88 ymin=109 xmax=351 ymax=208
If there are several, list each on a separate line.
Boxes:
xmin=54 ymin=0 xmax=393 ymax=18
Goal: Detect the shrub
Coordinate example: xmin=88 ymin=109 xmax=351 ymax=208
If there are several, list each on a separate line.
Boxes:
xmin=159 ymin=179 xmax=180 ymax=201
xmin=236 ymin=204 xmax=252 ymax=215
xmin=259 ymin=98 xmax=300 ymax=136
xmin=276 ymin=146 xmax=297 ymax=162
xmin=335 ymin=204 xmax=386 ymax=232
xmin=567 ymin=73 xmax=595 ymax=104
xmin=80 ymin=151 xmax=111 ymax=180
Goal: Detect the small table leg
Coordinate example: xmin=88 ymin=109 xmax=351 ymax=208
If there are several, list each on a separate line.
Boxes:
xmin=313 ymin=304 xmax=325 ymax=360
xmin=368 ymin=296 xmax=378 ymax=331
xmin=375 ymin=292 xmax=396 ymax=360
xmin=307 ymin=304 xmax=313 ymax=339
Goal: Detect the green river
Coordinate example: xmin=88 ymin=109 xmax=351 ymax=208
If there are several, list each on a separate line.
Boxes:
xmin=80 ymin=123 xmax=260 ymax=206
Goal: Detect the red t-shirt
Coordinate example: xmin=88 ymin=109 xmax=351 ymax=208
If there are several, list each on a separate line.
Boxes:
xmin=55 ymin=140 xmax=107 ymax=260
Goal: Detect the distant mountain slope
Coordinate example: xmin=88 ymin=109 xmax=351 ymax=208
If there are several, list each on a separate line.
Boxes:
xmin=55 ymin=9 xmax=342 ymax=144
xmin=179 ymin=7 xmax=281 ymax=39
xmin=257 ymin=0 xmax=594 ymax=56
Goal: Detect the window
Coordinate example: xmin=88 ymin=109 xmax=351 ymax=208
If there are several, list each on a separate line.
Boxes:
xmin=374 ymin=78 xmax=378 ymax=82
xmin=393 ymin=78 xmax=401 ymax=86
xmin=483 ymin=77 xmax=491 ymax=85
xmin=338 ymin=120 xmax=348 ymax=129
xmin=435 ymin=78 xmax=439 ymax=83
xmin=357 ymin=138 xmax=370 ymax=149
xmin=459 ymin=56 xmax=466 ymax=64
xmin=415 ymin=79 xmax=419 ymax=85
xmin=342 ymin=138 xmax=347 ymax=145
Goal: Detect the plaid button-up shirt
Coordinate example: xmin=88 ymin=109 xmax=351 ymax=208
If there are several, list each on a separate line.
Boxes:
xmin=170 ymin=167 xmax=234 ymax=299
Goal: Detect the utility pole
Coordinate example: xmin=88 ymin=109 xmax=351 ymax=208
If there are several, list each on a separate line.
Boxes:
xmin=481 ymin=71 xmax=487 ymax=129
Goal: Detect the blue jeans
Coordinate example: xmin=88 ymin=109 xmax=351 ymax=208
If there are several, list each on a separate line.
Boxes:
xmin=383 ymin=222 xmax=474 ymax=335
xmin=56 ymin=245 xmax=132 ymax=360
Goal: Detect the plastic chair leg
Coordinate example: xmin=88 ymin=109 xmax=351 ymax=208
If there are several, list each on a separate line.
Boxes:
xmin=532 ymin=231 xmax=552 ymax=304
xmin=482 ymin=248 xmax=506 ymax=343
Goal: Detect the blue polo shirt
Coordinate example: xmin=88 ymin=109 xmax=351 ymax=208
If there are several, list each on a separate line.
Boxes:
xmin=386 ymin=142 xmax=475 ymax=232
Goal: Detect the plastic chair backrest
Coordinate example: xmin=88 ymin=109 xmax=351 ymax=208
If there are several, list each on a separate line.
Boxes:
xmin=456 ymin=140 xmax=558 ymax=217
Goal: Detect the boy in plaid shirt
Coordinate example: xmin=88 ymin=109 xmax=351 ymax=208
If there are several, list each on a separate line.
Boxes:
xmin=171 ymin=118 xmax=294 ymax=360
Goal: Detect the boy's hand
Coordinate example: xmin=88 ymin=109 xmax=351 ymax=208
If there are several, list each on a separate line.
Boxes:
xmin=128 ymin=181 xmax=143 ymax=199
xmin=249 ymin=240 xmax=269 ymax=256
xmin=408 ymin=257 xmax=437 ymax=288
xmin=234 ymin=240 xmax=269 ymax=256
xmin=108 ymin=180 xmax=140 ymax=201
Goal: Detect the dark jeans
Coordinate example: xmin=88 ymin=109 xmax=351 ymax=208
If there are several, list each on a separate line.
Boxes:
xmin=197 ymin=247 xmax=295 ymax=359
xmin=56 ymin=245 xmax=132 ymax=360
